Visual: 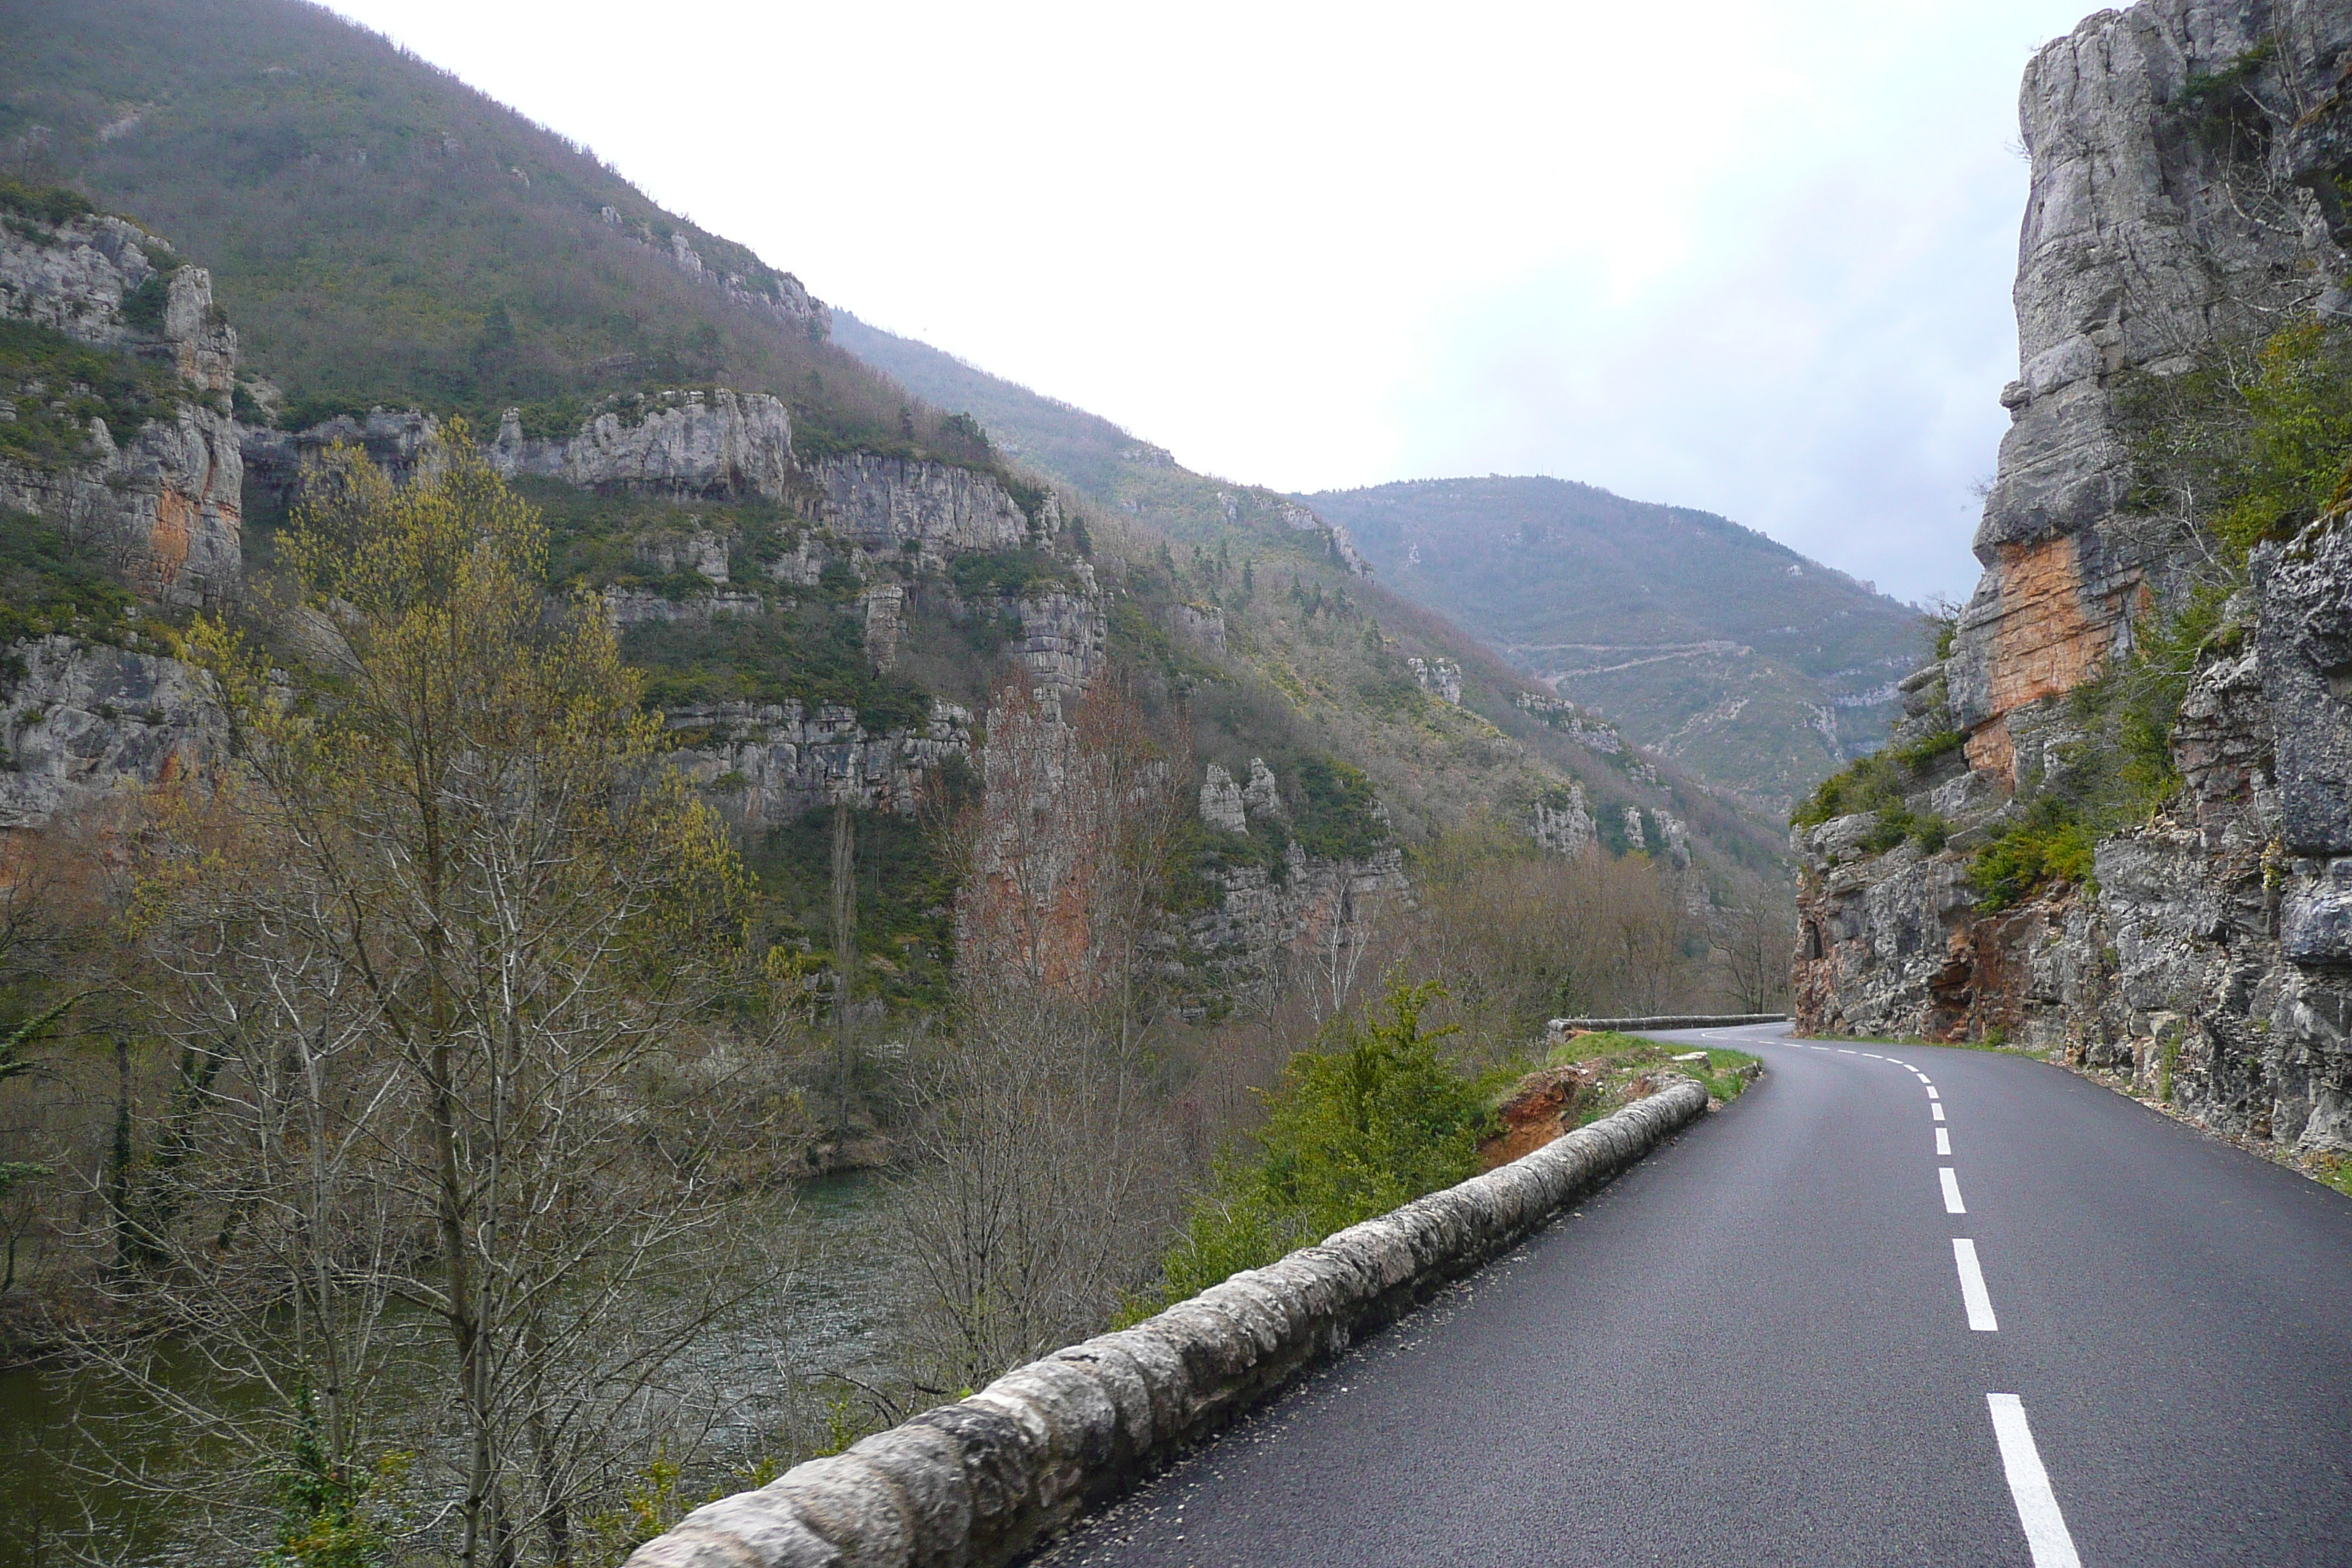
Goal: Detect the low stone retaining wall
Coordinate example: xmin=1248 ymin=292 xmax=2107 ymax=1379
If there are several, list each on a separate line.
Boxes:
xmin=1550 ymin=1013 xmax=1789 ymax=1035
xmin=628 ymin=1078 xmax=1713 ymax=1568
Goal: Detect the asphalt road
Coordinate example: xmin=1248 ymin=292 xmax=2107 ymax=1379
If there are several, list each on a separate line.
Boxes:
xmin=1036 ymin=1025 xmax=2352 ymax=1567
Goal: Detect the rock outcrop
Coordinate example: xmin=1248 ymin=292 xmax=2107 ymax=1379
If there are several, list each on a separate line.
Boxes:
xmin=1948 ymin=0 xmax=2352 ymax=779
xmin=1532 ymin=783 xmax=1595 ymax=858
xmin=0 ymin=205 xmax=243 ymax=606
xmin=1407 ymin=655 xmax=1462 ymax=705
xmin=663 ymin=698 xmax=974 ymax=831
xmin=489 ymin=390 xmax=796 ymax=500
xmin=1795 ymin=1 xmax=2352 ymax=1164
xmin=596 ymin=204 xmax=832 ymax=342
xmin=808 ymin=453 xmax=1047 ymax=563
xmin=0 ymin=636 xmax=225 ymax=830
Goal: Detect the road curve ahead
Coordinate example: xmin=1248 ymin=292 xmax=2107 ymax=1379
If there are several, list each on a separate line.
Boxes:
xmin=1038 ymin=1026 xmax=2352 ymax=1567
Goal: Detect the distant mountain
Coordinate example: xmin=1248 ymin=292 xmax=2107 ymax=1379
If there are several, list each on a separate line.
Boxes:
xmin=836 ymin=312 xmax=1926 ymax=812
xmin=830 ymin=317 xmax=1790 ymax=872
xmin=1305 ymin=478 xmax=1928 ymax=810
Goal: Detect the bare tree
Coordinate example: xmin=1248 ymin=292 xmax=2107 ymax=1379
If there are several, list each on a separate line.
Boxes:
xmin=75 ymin=434 xmax=776 ymax=1567
xmin=1711 ymin=899 xmax=1796 ymax=1013
xmin=893 ymin=981 xmax=1183 ymax=1395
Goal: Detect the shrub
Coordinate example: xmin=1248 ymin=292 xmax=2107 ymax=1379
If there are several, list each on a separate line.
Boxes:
xmin=0 ymin=508 xmax=139 ymax=650
xmin=0 ymin=319 xmax=185 ymax=467
xmin=1152 ymin=979 xmax=1490 ymax=1303
xmin=946 ymin=547 xmax=1063 ymax=598
xmin=1793 ymin=734 xmax=1959 ymax=835
xmin=1291 ymin=755 xmax=1385 ymax=860
xmin=1969 ymin=796 xmax=2098 ymax=911
xmin=0 ymin=178 xmax=98 ymax=225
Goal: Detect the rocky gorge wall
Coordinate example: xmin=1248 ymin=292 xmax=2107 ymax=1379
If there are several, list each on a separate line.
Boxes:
xmin=0 ymin=206 xmax=243 ymax=607
xmin=0 ymin=635 xmax=226 ymax=832
xmin=1796 ymin=0 xmax=2352 ymax=1164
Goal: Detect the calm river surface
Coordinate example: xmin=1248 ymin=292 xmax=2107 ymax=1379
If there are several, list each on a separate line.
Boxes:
xmin=0 ymin=1172 xmax=913 ymax=1567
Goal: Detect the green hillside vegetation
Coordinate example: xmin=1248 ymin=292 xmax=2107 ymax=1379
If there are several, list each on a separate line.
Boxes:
xmin=0 ymin=0 xmax=984 ymax=469
xmin=832 ymin=313 xmax=1920 ymax=813
xmin=1306 ymin=478 xmax=1927 ymax=809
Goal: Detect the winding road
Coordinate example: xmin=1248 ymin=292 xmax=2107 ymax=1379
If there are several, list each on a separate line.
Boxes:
xmin=1038 ymin=1025 xmax=2352 ymax=1567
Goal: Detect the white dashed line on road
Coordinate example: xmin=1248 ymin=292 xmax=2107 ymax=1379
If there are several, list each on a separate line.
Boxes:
xmin=1940 ymin=1167 xmax=1967 ymax=1214
xmin=1926 ymin=1086 xmax=1940 ymax=1100
xmin=1936 ymin=1127 xmax=1951 ymax=1156
xmin=1986 ymin=1395 xmax=2082 ymax=1568
xmin=1953 ymin=1240 xmax=1997 ymax=1330
xmin=1933 ymin=1103 xmax=1945 ymax=1123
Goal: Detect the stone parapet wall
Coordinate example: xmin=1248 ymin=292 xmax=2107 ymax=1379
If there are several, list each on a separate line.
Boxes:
xmin=626 ymin=1079 xmax=1712 ymax=1568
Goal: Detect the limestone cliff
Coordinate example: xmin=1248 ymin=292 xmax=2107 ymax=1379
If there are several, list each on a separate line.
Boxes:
xmin=0 ymin=636 xmax=226 ymax=830
xmin=0 ymin=204 xmax=243 ymax=606
xmin=1796 ymin=0 xmax=2352 ymax=1163
xmin=490 ymin=389 xmax=796 ymax=500
xmin=1949 ymin=0 xmax=2352 ymax=777
xmin=663 ymin=698 xmax=974 ymax=832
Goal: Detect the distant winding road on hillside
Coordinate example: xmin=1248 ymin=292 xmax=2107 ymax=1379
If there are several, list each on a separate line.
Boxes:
xmin=1038 ymin=1025 xmax=2352 ymax=1567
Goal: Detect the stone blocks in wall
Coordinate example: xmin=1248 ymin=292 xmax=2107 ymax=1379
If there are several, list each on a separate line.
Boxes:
xmin=625 ymin=1080 xmax=1712 ymax=1568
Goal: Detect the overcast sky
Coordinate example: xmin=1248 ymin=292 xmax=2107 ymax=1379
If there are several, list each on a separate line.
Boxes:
xmin=330 ymin=0 xmax=2098 ymax=605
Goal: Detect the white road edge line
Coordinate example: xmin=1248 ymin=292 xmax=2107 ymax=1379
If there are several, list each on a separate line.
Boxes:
xmin=1933 ymin=1103 xmax=1946 ymax=1123
xmin=1953 ymin=1239 xmax=1997 ymax=1330
xmin=1986 ymin=1395 xmax=2082 ymax=1568
xmin=1937 ymin=1127 xmax=1952 ymax=1156
xmin=1940 ymin=1167 xmax=1967 ymax=1213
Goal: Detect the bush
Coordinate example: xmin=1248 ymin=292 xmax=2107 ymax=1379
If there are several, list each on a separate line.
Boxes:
xmin=946 ymin=548 xmax=1064 ymax=598
xmin=1150 ymin=979 xmax=1490 ymax=1303
xmin=1291 ymin=755 xmax=1385 ymax=859
xmin=0 ymin=319 xmax=185 ymax=468
xmin=1969 ymin=796 xmax=2098 ymax=911
xmin=0 ymin=178 xmax=98 ymax=225
xmin=0 ymin=508 xmax=139 ymax=652
xmin=1793 ymin=731 xmax=1961 ymax=837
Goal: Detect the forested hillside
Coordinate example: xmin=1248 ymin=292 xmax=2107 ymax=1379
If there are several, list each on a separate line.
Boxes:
xmin=1308 ymin=478 xmax=1927 ymax=811
xmin=834 ymin=314 xmax=1923 ymax=812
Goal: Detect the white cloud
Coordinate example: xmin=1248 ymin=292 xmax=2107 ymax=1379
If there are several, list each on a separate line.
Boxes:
xmin=327 ymin=0 xmax=2095 ymax=602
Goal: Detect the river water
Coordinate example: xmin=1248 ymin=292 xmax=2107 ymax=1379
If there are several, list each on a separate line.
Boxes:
xmin=0 ymin=1172 xmax=914 ymax=1567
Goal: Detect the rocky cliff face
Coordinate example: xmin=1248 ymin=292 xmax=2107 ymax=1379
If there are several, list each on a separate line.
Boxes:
xmin=663 ymin=697 xmax=973 ymax=831
xmin=489 ymin=389 xmax=796 ymax=500
xmin=1949 ymin=0 xmax=2352 ymax=778
xmin=1796 ymin=0 xmax=2352 ymax=1164
xmin=807 ymin=452 xmax=1048 ymax=562
xmin=0 ymin=206 xmax=243 ymax=606
xmin=0 ymin=635 xmax=226 ymax=830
